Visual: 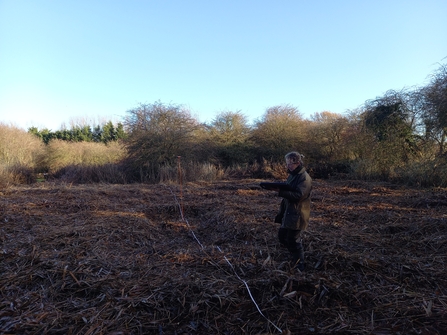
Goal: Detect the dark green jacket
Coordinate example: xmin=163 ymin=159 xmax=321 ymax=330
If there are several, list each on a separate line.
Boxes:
xmin=274 ymin=166 xmax=312 ymax=230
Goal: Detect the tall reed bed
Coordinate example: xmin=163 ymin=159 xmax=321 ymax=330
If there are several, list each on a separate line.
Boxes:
xmin=0 ymin=123 xmax=45 ymax=186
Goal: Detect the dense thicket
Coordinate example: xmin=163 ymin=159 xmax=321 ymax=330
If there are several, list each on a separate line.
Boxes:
xmin=2 ymin=62 xmax=446 ymax=186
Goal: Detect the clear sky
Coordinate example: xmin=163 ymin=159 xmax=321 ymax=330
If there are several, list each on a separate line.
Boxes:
xmin=1 ymin=0 xmax=446 ymax=130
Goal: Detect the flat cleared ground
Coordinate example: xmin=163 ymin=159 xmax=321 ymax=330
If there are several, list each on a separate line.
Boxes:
xmin=1 ymin=179 xmax=446 ymax=334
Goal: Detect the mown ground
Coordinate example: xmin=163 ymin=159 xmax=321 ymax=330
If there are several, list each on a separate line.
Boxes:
xmin=0 ymin=179 xmax=446 ymax=334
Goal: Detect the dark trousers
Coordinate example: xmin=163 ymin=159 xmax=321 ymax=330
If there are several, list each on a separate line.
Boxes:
xmin=278 ymin=228 xmax=304 ymax=265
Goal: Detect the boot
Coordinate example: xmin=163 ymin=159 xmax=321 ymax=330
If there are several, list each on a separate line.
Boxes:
xmin=294 ymin=260 xmax=305 ymax=271
xmin=291 ymin=244 xmax=305 ymax=271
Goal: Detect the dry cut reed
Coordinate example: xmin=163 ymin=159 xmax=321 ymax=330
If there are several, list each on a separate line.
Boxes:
xmin=0 ymin=179 xmax=446 ymax=334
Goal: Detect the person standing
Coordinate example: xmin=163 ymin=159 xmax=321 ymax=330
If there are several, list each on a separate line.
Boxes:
xmin=274 ymin=151 xmax=312 ymax=271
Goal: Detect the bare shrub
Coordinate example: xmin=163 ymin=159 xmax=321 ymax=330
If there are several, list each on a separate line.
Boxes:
xmin=251 ymin=105 xmax=305 ymax=161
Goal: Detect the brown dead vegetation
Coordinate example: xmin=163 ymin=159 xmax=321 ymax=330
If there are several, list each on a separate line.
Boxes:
xmin=1 ymin=179 xmax=446 ymax=334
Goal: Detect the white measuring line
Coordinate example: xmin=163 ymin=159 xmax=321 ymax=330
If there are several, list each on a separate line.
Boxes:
xmin=167 ymin=187 xmax=205 ymax=251
xmin=166 ymin=185 xmax=283 ymax=334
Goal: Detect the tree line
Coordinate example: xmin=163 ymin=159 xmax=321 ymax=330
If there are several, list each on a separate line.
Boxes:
xmin=14 ymin=61 xmax=447 ymax=186
xmin=28 ymin=121 xmax=127 ymax=144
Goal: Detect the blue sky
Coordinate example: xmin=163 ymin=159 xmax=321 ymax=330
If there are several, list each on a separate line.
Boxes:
xmin=1 ymin=0 xmax=446 ymax=130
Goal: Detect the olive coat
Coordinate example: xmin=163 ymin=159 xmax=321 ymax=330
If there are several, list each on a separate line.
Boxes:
xmin=274 ymin=166 xmax=312 ymax=231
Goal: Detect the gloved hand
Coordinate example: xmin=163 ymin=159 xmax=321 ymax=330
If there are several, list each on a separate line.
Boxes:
xmin=274 ymin=214 xmax=283 ymax=224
